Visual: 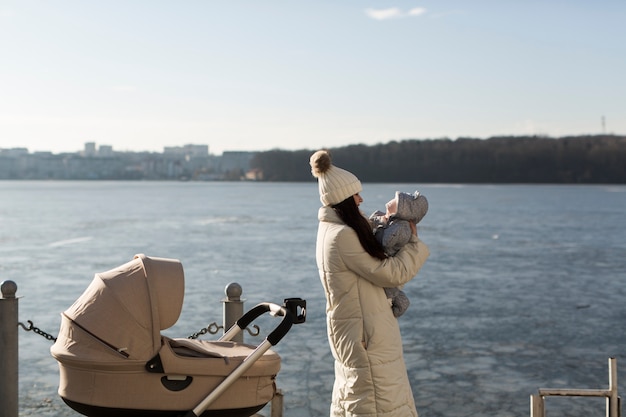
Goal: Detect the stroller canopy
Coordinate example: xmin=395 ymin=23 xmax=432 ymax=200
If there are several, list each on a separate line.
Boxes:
xmin=54 ymin=254 xmax=184 ymax=363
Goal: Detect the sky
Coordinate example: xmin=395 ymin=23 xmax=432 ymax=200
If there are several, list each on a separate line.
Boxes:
xmin=1 ymin=1 xmax=625 ymax=156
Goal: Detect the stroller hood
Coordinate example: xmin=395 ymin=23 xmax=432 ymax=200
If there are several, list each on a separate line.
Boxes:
xmin=51 ymin=254 xmax=184 ymax=363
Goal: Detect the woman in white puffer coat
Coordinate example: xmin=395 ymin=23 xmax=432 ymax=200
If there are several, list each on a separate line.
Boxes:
xmin=310 ymin=150 xmax=430 ymax=417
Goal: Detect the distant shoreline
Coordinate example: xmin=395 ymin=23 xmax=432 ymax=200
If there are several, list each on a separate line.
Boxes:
xmin=2 ymin=135 xmax=625 ymax=183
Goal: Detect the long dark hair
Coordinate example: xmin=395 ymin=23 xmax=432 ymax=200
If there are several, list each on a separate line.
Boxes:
xmin=333 ymin=197 xmax=387 ymax=260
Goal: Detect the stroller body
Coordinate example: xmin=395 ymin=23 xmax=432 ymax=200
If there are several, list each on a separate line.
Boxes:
xmin=51 ymin=254 xmax=299 ymax=417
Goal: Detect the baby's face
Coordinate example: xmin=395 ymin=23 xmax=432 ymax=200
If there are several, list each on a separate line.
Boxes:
xmin=385 ymin=198 xmax=397 ymax=217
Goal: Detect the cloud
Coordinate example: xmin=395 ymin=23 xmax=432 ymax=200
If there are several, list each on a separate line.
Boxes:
xmin=408 ymin=7 xmax=427 ymax=17
xmin=365 ymin=7 xmax=426 ymax=20
xmin=365 ymin=8 xmax=402 ymax=20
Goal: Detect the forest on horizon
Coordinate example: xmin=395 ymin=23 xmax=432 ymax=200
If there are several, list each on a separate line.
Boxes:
xmin=250 ymin=135 xmax=626 ymax=184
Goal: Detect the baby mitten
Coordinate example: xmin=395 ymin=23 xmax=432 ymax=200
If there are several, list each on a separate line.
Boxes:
xmin=384 ymin=287 xmax=410 ymax=317
xmin=369 ymin=210 xmax=388 ymax=229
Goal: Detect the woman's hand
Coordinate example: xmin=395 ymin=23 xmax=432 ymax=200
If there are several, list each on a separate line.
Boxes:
xmin=410 ymin=221 xmax=417 ymax=236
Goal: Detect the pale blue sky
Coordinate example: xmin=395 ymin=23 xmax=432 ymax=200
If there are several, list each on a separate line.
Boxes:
xmin=1 ymin=1 xmax=624 ymax=155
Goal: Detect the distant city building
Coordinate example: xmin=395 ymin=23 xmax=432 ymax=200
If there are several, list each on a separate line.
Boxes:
xmin=220 ymin=151 xmax=255 ymax=173
xmin=245 ymin=168 xmax=264 ymax=181
xmin=0 ymin=142 xmax=257 ymax=180
xmin=99 ymin=145 xmax=114 ymax=157
xmin=84 ymin=142 xmax=97 ymax=157
xmin=163 ymin=144 xmax=209 ymax=158
xmin=0 ymin=148 xmax=29 ymax=157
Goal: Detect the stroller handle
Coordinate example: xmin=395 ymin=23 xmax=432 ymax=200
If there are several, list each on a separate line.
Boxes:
xmin=186 ymin=299 xmax=306 ymax=417
xmin=233 ymin=298 xmax=305 ymax=345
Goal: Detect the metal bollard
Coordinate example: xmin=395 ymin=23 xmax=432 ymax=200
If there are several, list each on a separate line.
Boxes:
xmin=0 ymin=280 xmax=19 ymax=417
xmin=222 ymin=283 xmax=284 ymax=417
xmin=223 ymin=282 xmax=244 ymax=343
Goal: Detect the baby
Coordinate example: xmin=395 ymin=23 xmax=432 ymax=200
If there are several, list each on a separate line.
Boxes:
xmin=370 ymin=191 xmax=428 ymax=317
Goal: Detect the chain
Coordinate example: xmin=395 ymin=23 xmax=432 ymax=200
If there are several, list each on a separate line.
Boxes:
xmin=18 ymin=320 xmax=57 ymax=342
xmin=17 ymin=317 xmax=264 ymax=343
xmin=187 ymin=322 xmax=261 ymax=339
xmin=188 ymin=322 xmax=222 ymax=339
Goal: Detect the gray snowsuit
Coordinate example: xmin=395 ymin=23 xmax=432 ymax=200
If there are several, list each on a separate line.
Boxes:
xmin=370 ymin=191 xmax=429 ymax=317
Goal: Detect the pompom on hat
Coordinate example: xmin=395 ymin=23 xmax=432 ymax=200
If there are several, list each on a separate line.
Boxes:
xmin=310 ymin=150 xmax=362 ymax=206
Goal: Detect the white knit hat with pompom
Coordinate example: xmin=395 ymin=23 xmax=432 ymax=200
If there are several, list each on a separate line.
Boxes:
xmin=310 ymin=150 xmax=362 ymax=206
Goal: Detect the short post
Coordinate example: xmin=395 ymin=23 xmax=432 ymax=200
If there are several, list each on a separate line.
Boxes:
xmin=223 ymin=282 xmax=244 ymax=343
xmin=0 ymin=280 xmax=19 ymax=417
xmin=608 ymin=357 xmax=619 ymax=417
xmin=270 ymin=389 xmax=284 ymax=417
xmin=530 ymin=394 xmax=544 ymax=417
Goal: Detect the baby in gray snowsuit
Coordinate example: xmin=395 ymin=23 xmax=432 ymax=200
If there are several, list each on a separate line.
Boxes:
xmin=370 ymin=190 xmax=429 ymax=317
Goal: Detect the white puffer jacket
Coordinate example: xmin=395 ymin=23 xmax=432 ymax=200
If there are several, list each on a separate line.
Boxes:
xmin=316 ymin=206 xmax=430 ymax=417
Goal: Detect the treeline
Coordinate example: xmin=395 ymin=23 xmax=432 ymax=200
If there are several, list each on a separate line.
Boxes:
xmin=250 ymin=135 xmax=626 ymax=183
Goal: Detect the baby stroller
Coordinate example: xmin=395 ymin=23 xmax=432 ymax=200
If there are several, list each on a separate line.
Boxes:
xmin=50 ymin=254 xmax=306 ymax=417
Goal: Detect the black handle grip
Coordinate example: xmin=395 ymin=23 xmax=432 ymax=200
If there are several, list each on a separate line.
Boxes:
xmin=235 ymin=302 xmax=293 ymax=346
xmin=284 ymin=298 xmax=307 ymax=324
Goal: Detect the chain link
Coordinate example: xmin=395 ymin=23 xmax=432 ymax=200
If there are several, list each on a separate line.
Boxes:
xmin=188 ymin=322 xmax=222 ymax=339
xmin=18 ymin=320 xmax=57 ymax=342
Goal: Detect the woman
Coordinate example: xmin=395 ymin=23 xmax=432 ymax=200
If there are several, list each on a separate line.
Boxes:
xmin=310 ymin=150 xmax=430 ymax=417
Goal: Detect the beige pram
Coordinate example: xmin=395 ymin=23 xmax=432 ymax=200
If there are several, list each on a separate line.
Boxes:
xmin=50 ymin=254 xmax=305 ymax=417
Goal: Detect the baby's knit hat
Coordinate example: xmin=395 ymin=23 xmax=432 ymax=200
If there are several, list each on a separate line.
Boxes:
xmin=393 ymin=191 xmax=429 ymax=223
xmin=310 ymin=150 xmax=362 ymax=206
